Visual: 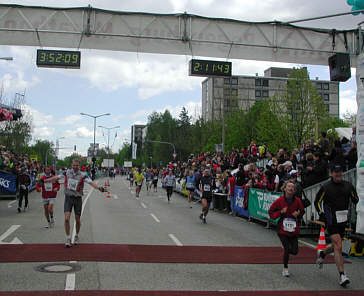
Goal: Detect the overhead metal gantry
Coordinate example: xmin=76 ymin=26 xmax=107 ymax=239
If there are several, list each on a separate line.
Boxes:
xmin=0 ymin=4 xmax=360 ymax=66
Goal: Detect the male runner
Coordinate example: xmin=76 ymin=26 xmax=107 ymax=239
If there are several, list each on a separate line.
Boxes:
xmin=199 ymin=169 xmax=214 ymax=224
xmin=314 ymin=163 xmax=359 ymax=287
xmin=163 ymin=169 xmax=176 ymax=203
xmin=152 ymin=169 xmax=159 ymax=192
xmin=44 ymin=158 xmax=105 ymax=247
xmin=36 ymin=166 xmax=60 ymax=228
xmin=134 ymin=168 xmax=144 ymax=198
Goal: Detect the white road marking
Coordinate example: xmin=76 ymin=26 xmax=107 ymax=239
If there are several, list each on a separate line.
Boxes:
xmin=298 ymin=239 xmax=316 ymax=249
xmin=141 ymin=202 xmax=147 ymax=209
xmin=65 ymin=273 xmax=75 ymax=290
xmin=150 ymin=213 xmax=160 ymax=223
xmin=168 ymin=234 xmax=183 ymax=246
xmin=7 ymin=200 xmax=17 ymax=208
xmin=66 ymin=183 xmax=97 ymax=291
xmin=0 ymin=225 xmax=23 ymax=244
xmin=113 ymin=194 xmax=118 ymax=199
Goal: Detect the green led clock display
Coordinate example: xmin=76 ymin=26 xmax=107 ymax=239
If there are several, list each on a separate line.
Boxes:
xmin=189 ymin=59 xmax=232 ymax=77
xmin=36 ymin=49 xmax=81 ymax=69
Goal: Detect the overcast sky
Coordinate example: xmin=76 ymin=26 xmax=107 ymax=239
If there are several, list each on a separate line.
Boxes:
xmin=0 ymin=0 xmax=362 ymax=159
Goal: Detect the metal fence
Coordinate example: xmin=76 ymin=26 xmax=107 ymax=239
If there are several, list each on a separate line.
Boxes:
xmin=302 ymin=168 xmax=357 ymax=224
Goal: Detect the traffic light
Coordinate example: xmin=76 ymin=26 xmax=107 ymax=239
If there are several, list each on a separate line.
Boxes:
xmin=74 ymin=145 xmax=76 ymax=151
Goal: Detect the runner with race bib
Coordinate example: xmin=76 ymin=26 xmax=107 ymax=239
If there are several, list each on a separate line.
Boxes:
xmin=269 ymin=181 xmax=304 ymax=277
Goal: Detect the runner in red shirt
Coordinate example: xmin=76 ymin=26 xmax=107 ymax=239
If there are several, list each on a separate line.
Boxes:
xmin=36 ymin=166 xmax=60 ymax=228
xmin=269 ymin=181 xmax=305 ymax=277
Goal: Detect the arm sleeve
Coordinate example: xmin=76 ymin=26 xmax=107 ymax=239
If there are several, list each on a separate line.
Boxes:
xmin=269 ymin=199 xmax=282 ymax=220
xmin=314 ymin=186 xmax=325 ymax=214
xmin=350 ymin=185 xmax=359 ymax=204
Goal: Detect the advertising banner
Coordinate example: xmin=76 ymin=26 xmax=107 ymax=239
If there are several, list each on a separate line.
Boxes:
xmin=248 ymin=188 xmax=280 ymax=224
xmin=0 ymin=170 xmax=17 ymax=193
xmin=232 ymin=186 xmax=249 ymax=218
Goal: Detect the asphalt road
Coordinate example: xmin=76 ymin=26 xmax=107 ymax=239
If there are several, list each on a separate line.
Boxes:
xmin=0 ymin=175 xmax=363 ymax=293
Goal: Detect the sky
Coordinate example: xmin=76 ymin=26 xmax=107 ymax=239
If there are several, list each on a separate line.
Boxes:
xmin=0 ymin=0 xmax=362 ymax=159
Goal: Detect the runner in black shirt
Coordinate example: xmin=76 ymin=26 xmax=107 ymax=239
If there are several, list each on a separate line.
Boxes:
xmin=314 ymin=163 xmax=358 ymax=287
xmin=199 ymin=169 xmax=214 ymax=224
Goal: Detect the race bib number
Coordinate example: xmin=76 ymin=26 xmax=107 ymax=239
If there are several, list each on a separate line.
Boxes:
xmin=67 ymin=178 xmax=79 ymax=191
xmin=203 ymin=184 xmax=211 ymax=192
xmin=44 ymin=182 xmax=53 ymax=192
xmin=167 ymin=180 xmax=174 ymax=186
xmin=153 ymin=176 xmax=158 ymax=180
xmin=283 ymin=218 xmax=296 ymax=232
xmin=137 ymin=182 xmax=142 ymax=186
xmin=336 ymin=210 xmax=348 ymax=223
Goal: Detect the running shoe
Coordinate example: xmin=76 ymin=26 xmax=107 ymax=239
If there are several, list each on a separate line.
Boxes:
xmin=282 ymin=268 xmax=290 ymax=277
xmin=74 ymin=235 xmax=79 ymax=245
xmin=203 ymin=216 xmax=206 ymax=224
xmin=23 ymin=206 xmax=27 ymax=212
xmin=17 ymin=207 xmax=21 ymax=213
xmin=316 ymin=250 xmax=324 ymax=269
xmin=199 ymin=213 xmax=203 ymax=220
xmin=339 ymin=273 xmax=350 ymax=287
xmin=65 ymin=238 xmax=72 ymax=248
xmin=50 ymin=217 xmax=55 ymax=227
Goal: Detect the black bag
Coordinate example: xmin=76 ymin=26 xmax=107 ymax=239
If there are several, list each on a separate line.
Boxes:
xmin=301 ymin=191 xmax=311 ymax=208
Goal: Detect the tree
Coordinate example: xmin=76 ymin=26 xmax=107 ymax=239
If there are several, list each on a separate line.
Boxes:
xmin=270 ymin=68 xmax=327 ymax=149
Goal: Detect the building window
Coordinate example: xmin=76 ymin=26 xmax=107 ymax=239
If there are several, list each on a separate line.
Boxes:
xmin=224 ymin=78 xmax=230 ymax=84
xmin=316 ymin=83 xmax=322 ymax=90
xmin=255 ymin=90 xmax=261 ymax=97
xmin=231 ymin=89 xmax=238 ymax=96
xmin=325 ymin=104 xmax=330 ymax=113
xmin=323 ymin=93 xmax=329 ymax=101
xmin=255 ymin=78 xmax=262 ymax=86
xmin=323 ymin=83 xmax=329 ymax=90
xmin=223 ymin=88 xmax=230 ymax=96
xmin=262 ymin=79 xmax=269 ymax=87
xmin=262 ymin=90 xmax=269 ymax=97
xmin=231 ymin=78 xmax=238 ymax=85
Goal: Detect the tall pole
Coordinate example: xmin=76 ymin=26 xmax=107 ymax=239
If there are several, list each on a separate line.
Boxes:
xmin=99 ymin=125 xmax=120 ymax=170
xmin=93 ymin=117 xmax=96 ymax=160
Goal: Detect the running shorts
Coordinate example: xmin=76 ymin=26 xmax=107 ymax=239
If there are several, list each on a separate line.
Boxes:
xmin=64 ymin=195 xmax=82 ymax=216
xmin=42 ymin=198 xmax=55 ymax=205
xmin=327 ymin=222 xmax=346 ymax=238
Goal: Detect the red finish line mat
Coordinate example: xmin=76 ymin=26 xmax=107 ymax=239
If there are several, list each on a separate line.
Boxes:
xmin=0 ymin=290 xmax=362 ymax=296
xmin=0 ymin=244 xmax=345 ymax=264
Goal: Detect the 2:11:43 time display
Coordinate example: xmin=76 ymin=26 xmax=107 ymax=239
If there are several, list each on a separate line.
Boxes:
xmin=189 ymin=59 xmax=232 ymax=77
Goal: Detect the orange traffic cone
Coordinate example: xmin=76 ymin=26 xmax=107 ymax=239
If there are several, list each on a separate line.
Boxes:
xmin=106 ymin=191 xmax=111 ymax=198
xmin=316 ymin=227 xmax=326 ymax=251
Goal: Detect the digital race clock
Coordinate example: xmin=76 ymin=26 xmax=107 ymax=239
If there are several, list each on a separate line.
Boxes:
xmin=36 ymin=49 xmax=81 ymax=69
xmin=189 ymin=59 xmax=232 ymax=77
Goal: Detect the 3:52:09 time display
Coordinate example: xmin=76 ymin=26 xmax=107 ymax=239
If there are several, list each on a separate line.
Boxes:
xmin=189 ymin=59 xmax=232 ymax=77
xmin=36 ymin=49 xmax=81 ymax=69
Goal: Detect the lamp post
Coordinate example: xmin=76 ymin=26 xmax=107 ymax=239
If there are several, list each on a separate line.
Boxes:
xmin=80 ymin=112 xmax=110 ymax=178
xmin=0 ymin=57 xmax=13 ymax=61
xmin=55 ymin=136 xmax=65 ymax=170
xmin=145 ymin=140 xmax=176 ymax=159
xmin=99 ymin=125 xmax=120 ymax=170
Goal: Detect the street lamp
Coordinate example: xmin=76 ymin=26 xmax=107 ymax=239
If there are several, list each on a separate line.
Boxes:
xmin=54 ymin=137 xmax=65 ymax=170
xmin=80 ymin=112 xmax=110 ymax=177
xmin=0 ymin=57 xmax=13 ymax=61
xmin=99 ymin=125 xmax=120 ymax=170
xmin=145 ymin=140 xmax=176 ymax=159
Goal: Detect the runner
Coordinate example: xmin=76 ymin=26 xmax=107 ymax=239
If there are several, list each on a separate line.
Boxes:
xmin=152 ymin=169 xmax=159 ymax=192
xmin=199 ymin=169 xmax=214 ymax=224
xmin=128 ymin=170 xmax=134 ymax=188
xmin=314 ymin=163 xmax=359 ymax=287
xmin=268 ymin=181 xmax=305 ymax=277
xmin=163 ymin=169 xmax=176 ymax=203
xmin=185 ymin=169 xmax=196 ymax=208
xmin=36 ymin=166 xmax=60 ymax=228
xmin=17 ymin=167 xmax=31 ymax=213
xmin=134 ymin=168 xmax=144 ymax=198
xmin=44 ymin=158 xmax=105 ymax=248
xmin=145 ymin=169 xmax=153 ymax=192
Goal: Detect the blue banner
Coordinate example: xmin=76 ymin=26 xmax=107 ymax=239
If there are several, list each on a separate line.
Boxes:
xmin=0 ymin=170 xmax=17 ymax=193
xmin=232 ymin=186 xmax=249 ymax=218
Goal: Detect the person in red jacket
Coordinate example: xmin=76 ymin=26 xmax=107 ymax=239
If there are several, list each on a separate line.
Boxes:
xmin=36 ymin=166 xmax=60 ymax=228
xmin=269 ymin=181 xmax=305 ymax=277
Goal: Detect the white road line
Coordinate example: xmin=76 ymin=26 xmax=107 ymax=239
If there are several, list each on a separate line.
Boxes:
xmin=66 ymin=183 xmax=97 ymax=292
xmin=7 ymin=200 xmax=17 ymax=208
xmin=298 ymin=239 xmax=316 ymax=249
xmin=65 ymin=273 xmax=75 ymax=290
xmin=113 ymin=194 xmax=118 ymax=199
xmin=141 ymin=202 xmax=147 ymax=209
xmin=168 ymin=234 xmax=183 ymax=246
xmin=0 ymin=225 xmax=21 ymax=242
xmin=150 ymin=213 xmax=160 ymax=223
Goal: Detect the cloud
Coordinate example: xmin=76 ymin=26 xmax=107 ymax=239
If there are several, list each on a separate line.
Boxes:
xmin=64 ymin=126 xmax=94 ymax=139
xmin=340 ymin=89 xmax=357 ymax=116
xmin=59 ymin=114 xmax=82 ymax=125
xmin=1 ymin=72 xmax=40 ymax=94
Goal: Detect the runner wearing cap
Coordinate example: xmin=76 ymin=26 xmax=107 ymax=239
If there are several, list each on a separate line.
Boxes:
xmin=199 ymin=169 xmax=214 ymax=224
xmin=36 ymin=166 xmax=60 ymax=228
xmin=269 ymin=181 xmax=305 ymax=277
xmin=314 ymin=162 xmax=359 ymax=287
xmin=44 ymin=158 xmax=105 ymax=248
